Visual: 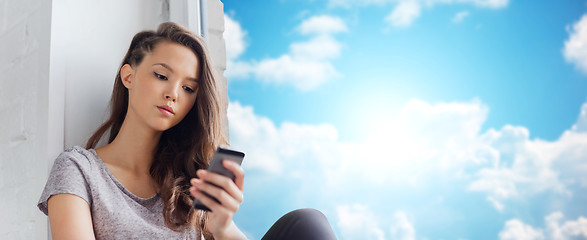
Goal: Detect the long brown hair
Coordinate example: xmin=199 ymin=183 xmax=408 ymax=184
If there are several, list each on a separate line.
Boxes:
xmin=86 ymin=22 xmax=226 ymax=238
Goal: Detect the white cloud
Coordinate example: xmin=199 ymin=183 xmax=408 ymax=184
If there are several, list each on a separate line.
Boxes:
xmin=337 ymin=204 xmax=387 ymax=240
xmin=223 ymin=15 xmax=247 ymax=62
xmin=336 ymin=99 xmax=490 ymax=185
xmin=227 ymin=101 xmax=340 ymax=175
xmin=499 ymin=219 xmax=545 ymax=240
xmin=223 ymin=15 xmax=346 ymax=91
xmin=253 ymin=55 xmax=340 ymax=90
xmin=228 ymin=97 xmax=587 ymax=214
xmin=329 ymin=0 xmax=507 ymax=28
xmin=468 ymin=129 xmax=569 ymax=211
xmin=390 ymin=211 xmax=416 ymax=240
xmin=564 ymin=14 xmax=587 ymax=75
xmin=385 ymin=1 xmax=422 ymax=28
xmin=464 ymin=0 xmax=508 ymax=9
xmin=571 ymin=102 xmax=587 ymax=132
xmin=291 ymin=34 xmax=343 ymax=60
xmin=330 ymin=0 xmax=508 ymax=8
xmin=336 ymin=204 xmax=417 ymax=240
xmin=227 ymin=102 xmax=282 ymax=174
xmin=298 ymin=15 xmax=348 ymax=35
xmin=500 ymin=212 xmax=587 ymax=240
xmin=328 ymin=0 xmax=392 ymax=8
xmin=549 ymin=130 xmax=587 ymax=188
xmin=487 ymin=196 xmax=505 ymax=212
xmin=546 ymin=212 xmax=587 ymax=239
xmin=452 ymin=11 xmax=470 ymax=23
xmin=228 ymin=98 xmax=587 ymax=240
xmin=228 ymin=98 xmax=587 ymax=238
xmin=469 ymin=103 xmax=587 ymax=210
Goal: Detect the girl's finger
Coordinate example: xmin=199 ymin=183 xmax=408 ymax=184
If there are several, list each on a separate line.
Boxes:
xmin=190 ymin=187 xmax=225 ymax=213
xmin=223 ymin=160 xmax=245 ymax=190
xmin=197 ymin=169 xmax=243 ymax=203
xmin=191 ymin=181 xmax=239 ymax=212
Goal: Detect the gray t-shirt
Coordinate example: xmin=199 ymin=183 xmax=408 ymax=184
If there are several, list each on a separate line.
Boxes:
xmin=37 ymin=146 xmax=200 ymax=239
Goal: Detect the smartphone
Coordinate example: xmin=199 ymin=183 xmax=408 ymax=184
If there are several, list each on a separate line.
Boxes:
xmin=193 ymin=147 xmax=245 ymax=211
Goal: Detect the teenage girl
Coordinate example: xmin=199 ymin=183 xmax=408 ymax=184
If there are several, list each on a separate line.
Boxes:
xmin=38 ymin=22 xmax=337 ymax=240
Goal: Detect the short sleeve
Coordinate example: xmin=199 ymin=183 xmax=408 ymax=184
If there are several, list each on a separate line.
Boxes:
xmin=37 ymin=148 xmax=93 ymax=215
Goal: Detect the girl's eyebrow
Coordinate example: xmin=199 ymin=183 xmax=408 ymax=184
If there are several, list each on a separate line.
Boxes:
xmin=153 ymin=63 xmax=173 ymax=72
xmin=153 ymin=63 xmax=198 ymax=82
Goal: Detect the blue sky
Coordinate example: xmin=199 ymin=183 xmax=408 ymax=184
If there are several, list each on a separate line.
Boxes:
xmin=220 ymin=0 xmax=587 ymax=239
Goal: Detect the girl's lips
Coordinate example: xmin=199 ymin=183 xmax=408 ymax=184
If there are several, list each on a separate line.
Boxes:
xmin=157 ymin=106 xmax=175 ymax=116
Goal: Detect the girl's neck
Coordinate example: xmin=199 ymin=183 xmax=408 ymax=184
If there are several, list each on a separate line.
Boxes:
xmin=100 ymin=114 xmax=162 ymax=175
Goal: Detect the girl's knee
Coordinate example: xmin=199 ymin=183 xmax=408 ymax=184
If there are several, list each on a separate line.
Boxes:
xmin=263 ymin=208 xmax=337 ymax=240
xmin=285 ymin=208 xmax=328 ymax=223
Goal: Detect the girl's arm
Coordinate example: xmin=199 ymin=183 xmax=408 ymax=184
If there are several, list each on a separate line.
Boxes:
xmin=47 ymin=193 xmax=96 ymax=240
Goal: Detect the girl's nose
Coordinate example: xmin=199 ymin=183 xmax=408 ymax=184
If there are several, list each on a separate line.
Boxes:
xmin=165 ymin=83 xmax=180 ymax=102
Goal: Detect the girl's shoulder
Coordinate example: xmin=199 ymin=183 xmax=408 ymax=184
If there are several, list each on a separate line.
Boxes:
xmin=61 ymin=145 xmax=94 ymax=156
xmin=54 ymin=146 xmax=102 ymax=171
xmin=38 ymin=146 xmax=103 ymax=215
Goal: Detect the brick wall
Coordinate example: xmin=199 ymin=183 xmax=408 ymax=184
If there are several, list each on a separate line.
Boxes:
xmin=0 ymin=0 xmax=52 ymax=238
xmin=0 ymin=0 xmax=226 ymax=238
xmin=206 ymin=0 xmax=230 ymax=141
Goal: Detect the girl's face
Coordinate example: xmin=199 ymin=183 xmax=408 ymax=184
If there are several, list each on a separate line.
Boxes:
xmin=122 ymin=41 xmax=200 ymax=132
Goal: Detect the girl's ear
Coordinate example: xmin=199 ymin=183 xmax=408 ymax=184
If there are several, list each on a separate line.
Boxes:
xmin=120 ymin=64 xmax=135 ymax=89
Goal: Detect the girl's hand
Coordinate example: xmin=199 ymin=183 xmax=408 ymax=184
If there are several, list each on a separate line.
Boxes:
xmin=190 ymin=160 xmax=247 ymax=240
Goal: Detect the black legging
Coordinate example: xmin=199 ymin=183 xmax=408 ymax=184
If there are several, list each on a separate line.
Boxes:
xmin=261 ymin=208 xmax=337 ymax=240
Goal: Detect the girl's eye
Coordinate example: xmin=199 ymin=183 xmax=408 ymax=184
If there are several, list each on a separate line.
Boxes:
xmin=154 ymin=72 xmax=168 ymax=80
xmin=183 ymin=86 xmax=195 ymax=93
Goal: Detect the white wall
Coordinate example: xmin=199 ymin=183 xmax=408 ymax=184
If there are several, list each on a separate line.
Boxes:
xmin=0 ymin=0 xmax=52 ymax=239
xmin=0 ymin=0 xmax=227 ymax=238
xmin=52 ymin=0 xmax=169 ymax=148
xmin=55 ymin=0 xmax=228 ymax=148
